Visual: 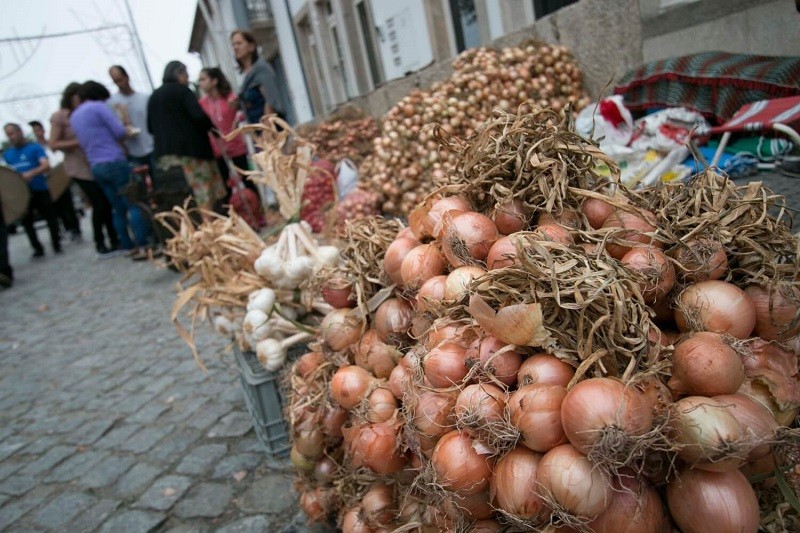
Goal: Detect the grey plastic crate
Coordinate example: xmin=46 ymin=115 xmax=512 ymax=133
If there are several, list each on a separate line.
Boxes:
xmin=234 ymin=346 xmax=292 ymax=465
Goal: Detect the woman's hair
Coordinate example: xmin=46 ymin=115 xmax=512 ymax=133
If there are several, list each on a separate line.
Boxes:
xmin=200 ymin=67 xmax=232 ymax=97
xmin=77 ymin=80 xmax=111 ymax=102
xmin=60 ymin=82 xmax=82 ymax=110
xmin=163 ymin=60 xmax=188 ymax=83
xmin=231 ymin=30 xmax=259 ymax=72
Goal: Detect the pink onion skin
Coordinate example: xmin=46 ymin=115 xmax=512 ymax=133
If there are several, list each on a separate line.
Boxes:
xmin=666 ymin=467 xmax=760 ymax=533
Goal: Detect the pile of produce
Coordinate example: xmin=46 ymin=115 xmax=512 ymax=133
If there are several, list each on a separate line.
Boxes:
xmin=157 ymin=203 xmax=267 ymax=369
xmin=286 ymin=105 xmax=800 ymax=532
xmin=296 ymin=104 xmax=379 ymax=166
xmin=163 ymin=117 xmax=341 ymax=372
xmin=360 ymin=43 xmax=590 ymax=215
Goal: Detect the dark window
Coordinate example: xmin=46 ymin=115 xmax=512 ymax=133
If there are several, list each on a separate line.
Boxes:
xmin=533 ymin=0 xmax=578 ymax=18
xmin=356 ymin=0 xmax=383 ymax=85
xmin=449 ymin=0 xmax=480 ymax=52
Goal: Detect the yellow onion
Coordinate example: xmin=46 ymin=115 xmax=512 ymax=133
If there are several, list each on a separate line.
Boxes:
xmin=537 ymin=444 xmax=612 ymax=518
xmin=489 ymin=446 xmax=547 ymax=520
xmin=666 ymin=467 xmax=759 ymax=533
xmin=431 ymin=430 xmax=494 ymax=495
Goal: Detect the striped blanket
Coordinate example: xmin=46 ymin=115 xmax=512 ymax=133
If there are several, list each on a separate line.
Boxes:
xmin=614 ymin=52 xmax=800 ymax=125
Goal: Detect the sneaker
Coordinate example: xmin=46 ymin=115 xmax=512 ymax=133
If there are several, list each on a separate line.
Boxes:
xmin=32 ymin=249 xmax=45 ymax=259
xmin=0 ymin=273 xmax=12 ymax=288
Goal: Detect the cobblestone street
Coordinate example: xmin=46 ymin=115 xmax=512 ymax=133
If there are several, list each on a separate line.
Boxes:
xmin=0 ymin=170 xmax=798 ymax=532
xmin=0 ymin=214 xmax=317 ymax=531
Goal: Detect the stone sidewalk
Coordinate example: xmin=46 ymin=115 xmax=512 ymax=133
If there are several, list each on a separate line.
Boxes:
xmin=0 ymin=217 xmax=316 ymax=531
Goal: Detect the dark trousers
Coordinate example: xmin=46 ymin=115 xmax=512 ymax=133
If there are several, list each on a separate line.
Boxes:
xmin=215 ymin=154 xmax=260 ymax=202
xmin=54 ymin=182 xmax=81 ymax=235
xmin=22 ymin=190 xmax=61 ymax=253
xmin=128 ymin=153 xmax=157 ymax=182
xmin=0 ymin=199 xmax=11 ymax=278
xmin=75 ymin=178 xmax=118 ymax=250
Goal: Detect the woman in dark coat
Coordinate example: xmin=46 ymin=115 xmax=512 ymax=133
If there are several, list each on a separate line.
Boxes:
xmin=147 ymin=61 xmax=226 ymax=221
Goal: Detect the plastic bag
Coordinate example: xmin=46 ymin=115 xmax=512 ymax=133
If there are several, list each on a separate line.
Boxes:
xmin=575 ymin=95 xmax=634 ymax=150
xmin=335 ymin=158 xmax=359 ymax=200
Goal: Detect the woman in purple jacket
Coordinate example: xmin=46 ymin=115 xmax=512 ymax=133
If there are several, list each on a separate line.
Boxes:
xmin=70 ymin=81 xmax=150 ymax=260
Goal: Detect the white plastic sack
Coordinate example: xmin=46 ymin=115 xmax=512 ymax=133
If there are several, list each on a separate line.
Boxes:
xmin=335 ymin=158 xmax=359 ymax=200
xmin=575 ymin=95 xmax=634 ymax=150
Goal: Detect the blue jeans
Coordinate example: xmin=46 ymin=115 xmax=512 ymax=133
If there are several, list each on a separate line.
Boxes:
xmin=92 ymin=160 xmax=150 ymax=249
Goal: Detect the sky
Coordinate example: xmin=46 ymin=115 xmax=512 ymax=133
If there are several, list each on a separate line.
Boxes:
xmin=0 ymin=0 xmax=203 ymax=135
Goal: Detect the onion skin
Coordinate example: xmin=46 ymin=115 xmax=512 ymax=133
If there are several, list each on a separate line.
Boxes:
xmin=517 ymin=354 xmax=575 ymax=387
xmin=425 ymin=196 xmax=471 ymax=238
xmin=582 ymin=198 xmax=614 ymax=229
xmin=431 ymin=430 xmax=494 ymax=495
xmin=744 ymin=283 xmax=800 ymax=341
xmin=345 ymin=421 xmax=407 ymax=475
xmin=442 ymin=211 xmax=499 ymax=267
xmin=670 ymin=396 xmax=745 ymax=472
xmin=509 ymin=384 xmax=568 ymax=452
xmin=373 ymin=298 xmax=414 ymax=343
xmin=486 ymin=236 xmax=518 ymax=269
xmin=620 ymin=247 xmax=676 ymax=302
xmin=603 ymin=210 xmax=662 ymax=260
xmin=466 ymin=335 xmax=523 ymax=387
xmin=331 ymin=366 xmax=374 ymax=410
xmin=444 ymin=266 xmax=487 ymax=300
xmin=668 ymin=332 xmax=745 ymax=397
xmin=400 ymin=244 xmax=447 ymax=289
xmin=388 ymin=364 xmax=411 ymax=398
xmin=455 ymin=383 xmax=507 ymax=425
xmin=673 ymin=238 xmax=728 ymax=282
xmin=320 ymin=309 xmax=365 ymax=351
xmin=560 ymin=378 xmax=653 ymax=456
xmin=416 ymin=275 xmax=447 ymax=312
xmin=493 ymin=199 xmax=529 ymax=234
xmin=537 ymin=444 xmax=612 ymax=518
xmin=674 ymin=280 xmax=756 ymax=339
xmin=341 ymin=506 xmax=373 ymax=533
xmin=413 ymin=389 xmax=458 ymax=438
xmin=666 ymin=467 xmax=759 ymax=533
xmin=714 ymin=393 xmax=778 ymax=461
xmin=588 ymin=475 xmax=669 ymax=533
xmin=361 ymin=483 xmax=395 ymax=526
xmin=489 ymin=446 xmax=548 ymax=520
xmin=383 ymin=237 xmax=420 ymax=285
xmin=424 ymin=342 xmax=469 ymax=388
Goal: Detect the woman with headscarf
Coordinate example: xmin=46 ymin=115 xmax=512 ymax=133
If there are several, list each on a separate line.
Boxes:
xmin=230 ymin=30 xmax=285 ymax=124
xmin=50 ymin=82 xmax=120 ymax=258
xmin=147 ymin=61 xmax=226 ymax=221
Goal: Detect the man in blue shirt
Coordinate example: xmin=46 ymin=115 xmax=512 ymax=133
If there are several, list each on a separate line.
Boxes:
xmin=3 ymin=122 xmax=62 ymax=258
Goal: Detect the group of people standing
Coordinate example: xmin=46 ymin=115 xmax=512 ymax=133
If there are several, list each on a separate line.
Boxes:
xmin=0 ymin=30 xmax=284 ymax=289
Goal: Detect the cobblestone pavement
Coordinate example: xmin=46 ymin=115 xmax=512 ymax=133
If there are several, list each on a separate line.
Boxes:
xmin=0 ymin=170 xmax=797 ymax=532
xmin=0 ymin=219 xmax=326 ymax=531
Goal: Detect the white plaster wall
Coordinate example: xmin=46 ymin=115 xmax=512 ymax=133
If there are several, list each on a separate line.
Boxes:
xmin=643 ymin=0 xmax=800 ymax=62
xmin=270 ymin=0 xmax=315 ymax=122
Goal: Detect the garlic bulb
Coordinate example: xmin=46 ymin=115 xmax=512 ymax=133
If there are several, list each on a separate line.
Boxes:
xmin=248 ymin=288 xmax=276 ymax=313
xmin=213 ymin=315 xmax=236 ymax=338
xmin=316 ymin=246 xmax=340 ymax=267
xmin=256 ymin=338 xmax=285 ymax=371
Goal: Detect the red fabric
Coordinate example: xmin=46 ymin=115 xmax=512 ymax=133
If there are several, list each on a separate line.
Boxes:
xmin=599 ymin=100 xmax=626 ymax=127
xmin=708 ymin=96 xmax=800 ymax=135
xmin=199 ymin=94 xmax=248 ymax=158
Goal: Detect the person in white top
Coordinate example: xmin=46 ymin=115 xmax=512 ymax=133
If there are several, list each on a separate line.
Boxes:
xmin=108 ymin=65 xmax=156 ymax=178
